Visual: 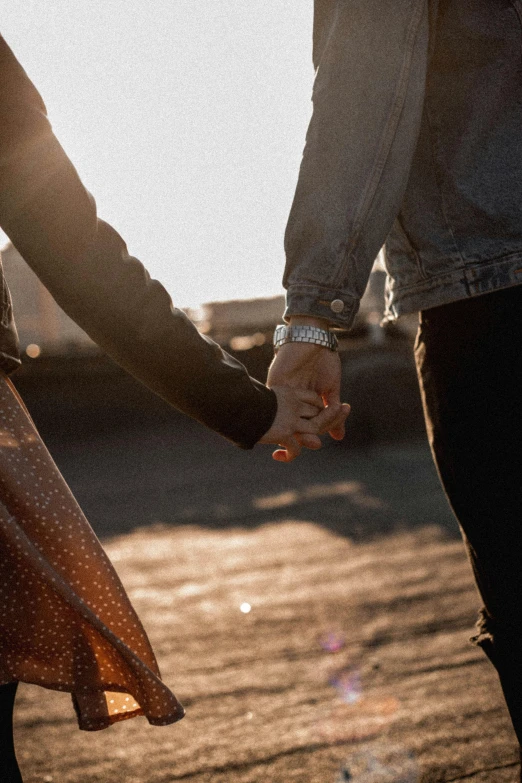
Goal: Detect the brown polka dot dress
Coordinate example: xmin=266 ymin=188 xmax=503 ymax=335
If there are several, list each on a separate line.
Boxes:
xmin=0 ymin=373 xmax=184 ymax=730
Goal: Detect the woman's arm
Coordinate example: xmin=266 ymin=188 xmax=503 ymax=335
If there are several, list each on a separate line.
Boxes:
xmin=0 ymin=35 xmax=276 ymax=449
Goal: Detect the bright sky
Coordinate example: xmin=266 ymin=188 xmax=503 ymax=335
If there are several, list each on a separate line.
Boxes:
xmin=1 ymin=2 xmax=314 ymax=307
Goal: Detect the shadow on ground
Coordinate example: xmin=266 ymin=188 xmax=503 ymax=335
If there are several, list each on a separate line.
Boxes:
xmin=13 ymin=362 xmax=520 ymax=783
xmin=14 ymin=360 xmax=457 ymax=544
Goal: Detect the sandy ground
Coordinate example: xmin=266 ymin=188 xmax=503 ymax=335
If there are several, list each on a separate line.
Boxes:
xmin=11 ymin=413 xmax=521 ymax=783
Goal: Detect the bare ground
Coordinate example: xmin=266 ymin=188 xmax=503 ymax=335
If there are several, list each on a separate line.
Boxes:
xmin=10 ymin=410 xmax=521 ymax=783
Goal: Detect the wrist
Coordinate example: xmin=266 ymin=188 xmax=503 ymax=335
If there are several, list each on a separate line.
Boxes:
xmin=273 ymin=323 xmax=338 ymax=353
xmin=288 ymin=315 xmax=331 ymax=329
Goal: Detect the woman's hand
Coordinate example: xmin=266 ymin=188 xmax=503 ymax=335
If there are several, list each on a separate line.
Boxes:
xmin=259 ymin=385 xmax=350 ymax=463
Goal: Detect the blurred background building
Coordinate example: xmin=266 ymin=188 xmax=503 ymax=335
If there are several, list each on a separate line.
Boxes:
xmin=0 ymin=241 xmax=424 ymax=444
xmin=1 ymin=242 xmax=96 ymax=359
xmin=2 ymin=241 xmax=406 ymax=360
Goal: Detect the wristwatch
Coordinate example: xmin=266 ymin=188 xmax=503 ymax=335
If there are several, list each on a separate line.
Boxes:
xmin=273 ymin=324 xmax=338 ymax=353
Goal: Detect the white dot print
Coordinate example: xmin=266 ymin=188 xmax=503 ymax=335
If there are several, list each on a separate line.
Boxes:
xmin=0 ymin=375 xmax=184 ymax=730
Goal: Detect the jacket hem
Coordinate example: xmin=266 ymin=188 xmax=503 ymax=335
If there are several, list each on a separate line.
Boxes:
xmin=384 ymin=252 xmax=522 ymax=319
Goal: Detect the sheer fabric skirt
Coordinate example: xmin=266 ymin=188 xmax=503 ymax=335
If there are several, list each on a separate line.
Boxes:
xmin=0 ymin=373 xmax=184 ymax=730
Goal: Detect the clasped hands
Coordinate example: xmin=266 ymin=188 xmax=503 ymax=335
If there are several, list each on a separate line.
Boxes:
xmin=259 ymin=318 xmax=350 ymax=462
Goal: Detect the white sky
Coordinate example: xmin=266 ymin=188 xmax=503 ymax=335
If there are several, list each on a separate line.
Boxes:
xmin=1 ymin=2 xmax=314 ymax=307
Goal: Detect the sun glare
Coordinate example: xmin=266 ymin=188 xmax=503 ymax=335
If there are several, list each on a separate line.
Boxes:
xmin=1 ymin=2 xmax=313 ymax=308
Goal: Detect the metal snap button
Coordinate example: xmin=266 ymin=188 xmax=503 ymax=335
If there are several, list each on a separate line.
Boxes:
xmin=330 ymin=299 xmax=344 ymax=314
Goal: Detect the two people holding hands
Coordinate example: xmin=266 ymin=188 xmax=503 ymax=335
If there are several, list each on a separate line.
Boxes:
xmin=0 ymin=30 xmax=347 ymax=781
xmin=6 ymin=0 xmax=522 ymax=775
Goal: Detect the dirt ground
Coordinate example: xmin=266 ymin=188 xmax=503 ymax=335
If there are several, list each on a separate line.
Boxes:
xmin=11 ymin=408 xmax=521 ymax=783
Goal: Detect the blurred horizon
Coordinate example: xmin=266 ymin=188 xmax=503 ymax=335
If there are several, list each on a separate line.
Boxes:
xmin=1 ymin=2 xmax=314 ymax=308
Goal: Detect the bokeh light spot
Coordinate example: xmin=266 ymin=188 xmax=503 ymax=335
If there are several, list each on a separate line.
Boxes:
xmin=26 ymin=343 xmax=41 ymax=358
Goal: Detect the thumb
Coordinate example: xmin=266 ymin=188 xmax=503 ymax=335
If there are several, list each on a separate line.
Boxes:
xmin=272 ymin=435 xmax=302 ymax=463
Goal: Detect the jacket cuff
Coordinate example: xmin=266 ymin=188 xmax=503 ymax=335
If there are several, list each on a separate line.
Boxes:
xmin=284 ymin=285 xmax=360 ymax=329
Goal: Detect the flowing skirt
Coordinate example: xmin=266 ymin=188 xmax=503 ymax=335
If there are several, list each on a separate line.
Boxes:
xmin=0 ymin=373 xmax=184 ymax=730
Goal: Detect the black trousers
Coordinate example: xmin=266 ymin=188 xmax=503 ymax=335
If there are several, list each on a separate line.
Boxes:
xmin=415 ymin=285 xmax=522 ymax=745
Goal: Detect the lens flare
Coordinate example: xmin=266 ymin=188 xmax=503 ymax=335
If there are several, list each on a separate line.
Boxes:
xmin=313 ymin=703 xmax=385 ymax=745
xmin=319 ymin=631 xmax=346 ymax=653
xmin=313 ymin=693 xmax=400 ymax=745
xmin=337 ymin=744 xmax=419 ymax=783
xmin=329 ymin=667 xmax=362 ymax=704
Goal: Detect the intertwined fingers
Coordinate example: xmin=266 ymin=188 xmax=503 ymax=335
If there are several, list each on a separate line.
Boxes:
xmin=299 ymin=402 xmax=324 ymax=419
xmin=274 ymin=402 xmax=351 ymax=462
xmin=296 ymin=390 xmax=325 ymax=408
xmin=297 ymin=402 xmax=350 ymax=435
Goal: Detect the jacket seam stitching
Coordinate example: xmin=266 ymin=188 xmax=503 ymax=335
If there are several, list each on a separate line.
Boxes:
xmin=389 ymin=251 xmax=522 ymax=295
xmin=333 ymin=0 xmax=427 ymax=288
xmin=392 ymin=216 xmax=429 ymax=281
xmin=313 ymin=1 xmax=341 ymax=73
xmin=510 ymin=0 xmax=522 ymax=29
xmin=423 ymin=107 xmax=466 ymax=276
xmin=287 ymin=282 xmax=357 ymax=295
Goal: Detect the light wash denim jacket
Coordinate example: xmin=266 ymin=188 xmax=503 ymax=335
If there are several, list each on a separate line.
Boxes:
xmin=284 ymin=0 xmax=522 ymax=328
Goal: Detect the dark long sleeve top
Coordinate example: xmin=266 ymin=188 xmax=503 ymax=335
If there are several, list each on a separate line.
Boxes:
xmin=0 ymin=34 xmax=277 ymax=449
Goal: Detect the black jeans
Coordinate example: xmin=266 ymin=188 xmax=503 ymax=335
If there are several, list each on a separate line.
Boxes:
xmin=415 ymin=285 xmax=522 ymax=744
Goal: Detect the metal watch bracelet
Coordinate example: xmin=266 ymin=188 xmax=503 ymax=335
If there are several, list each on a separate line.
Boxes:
xmin=273 ymin=324 xmax=338 ymax=353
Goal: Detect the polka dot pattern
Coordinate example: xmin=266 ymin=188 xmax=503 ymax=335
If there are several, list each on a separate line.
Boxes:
xmin=0 ymin=375 xmax=184 ymax=730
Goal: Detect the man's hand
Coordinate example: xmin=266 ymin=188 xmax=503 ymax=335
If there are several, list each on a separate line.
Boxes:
xmin=267 ymin=317 xmax=349 ymax=445
xmin=259 ymin=386 xmax=349 ymax=463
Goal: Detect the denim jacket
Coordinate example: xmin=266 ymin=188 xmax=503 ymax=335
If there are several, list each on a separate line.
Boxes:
xmin=284 ymin=0 xmax=522 ymax=328
xmin=0 ymin=35 xmax=277 ymax=448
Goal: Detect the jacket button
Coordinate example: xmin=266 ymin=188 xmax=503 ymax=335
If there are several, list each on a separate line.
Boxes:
xmin=330 ymin=299 xmax=344 ymax=314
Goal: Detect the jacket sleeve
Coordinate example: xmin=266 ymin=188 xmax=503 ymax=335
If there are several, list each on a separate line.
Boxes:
xmin=284 ymin=0 xmax=432 ymax=328
xmin=0 ymin=36 xmax=277 ymax=449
